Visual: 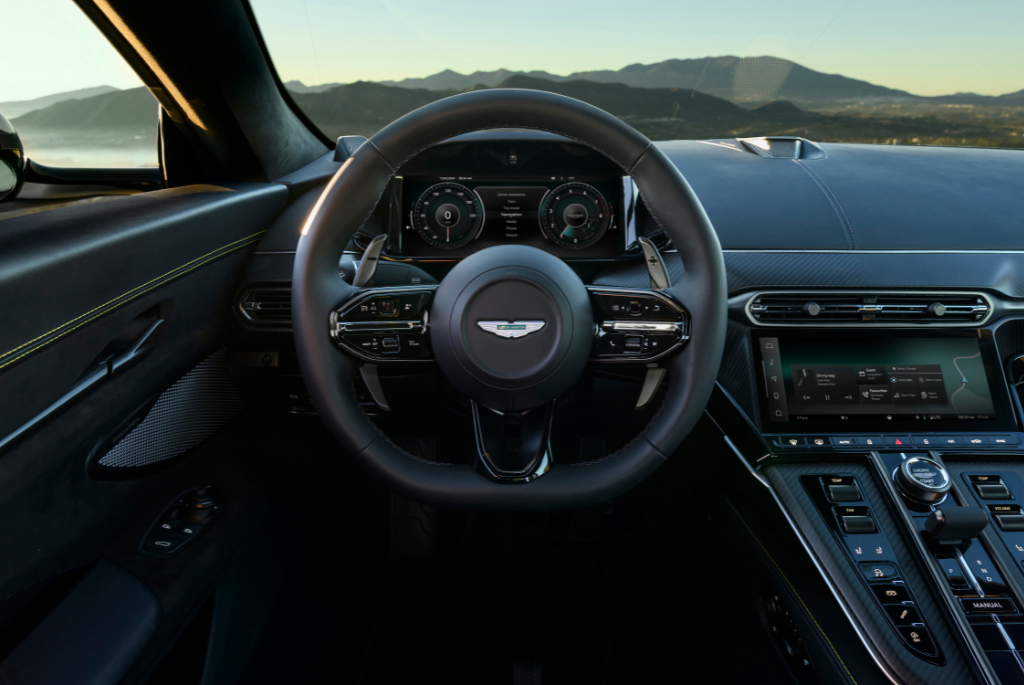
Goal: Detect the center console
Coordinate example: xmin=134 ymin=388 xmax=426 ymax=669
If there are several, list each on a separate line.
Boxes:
xmin=729 ymin=323 xmax=1024 ymax=683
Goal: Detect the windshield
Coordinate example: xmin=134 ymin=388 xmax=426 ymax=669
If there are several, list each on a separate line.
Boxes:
xmin=251 ymin=0 xmax=1024 ymax=148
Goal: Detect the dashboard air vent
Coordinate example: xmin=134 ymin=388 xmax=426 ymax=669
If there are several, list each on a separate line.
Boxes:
xmin=748 ymin=292 xmax=990 ymax=325
xmin=239 ymin=288 xmax=291 ymax=325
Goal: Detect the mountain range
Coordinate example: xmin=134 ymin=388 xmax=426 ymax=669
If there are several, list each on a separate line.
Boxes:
xmin=295 ymin=56 xmax=1024 ymax=110
xmin=0 ymin=86 xmax=120 ymax=119
xmin=4 ymin=60 xmax=1022 ymax=155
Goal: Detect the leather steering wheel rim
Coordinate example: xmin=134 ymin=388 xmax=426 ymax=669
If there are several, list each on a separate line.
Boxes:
xmin=292 ymin=89 xmax=727 ymax=510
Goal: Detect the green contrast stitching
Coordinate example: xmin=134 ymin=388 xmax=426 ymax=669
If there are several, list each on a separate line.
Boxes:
xmin=0 ymin=232 xmax=265 ymax=372
xmin=727 ymin=498 xmax=858 ymax=684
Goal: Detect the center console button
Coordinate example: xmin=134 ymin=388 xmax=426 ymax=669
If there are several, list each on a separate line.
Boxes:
xmin=912 ymin=435 xmax=942 ymax=447
xmin=990 ymin=435 xmax=1016 ymax=445
xmin=827 ymin=483 xmax=863 ymax=502
xmin=894 ymin=456 xmax=951 ymax=503
xmin=884 ymin=435 xmax=913 ymax=447
xmin=976 ymin=482 xmax=1012 ymax=500
xmin=960 ymin=597 xmax=1018 ymax=614
xmin=860 ymin=562 xmax=899 ymax=580
xmin=897 ymin=626 xmax=937 ymax=655
xmin=963 ymin=435 xmax=989 ymax=446
xmin=884 ymin=604 xmax=922 ymax=626
xmin=856 ymin=436 xmax=884 ymax=447
xmin=936 ymin=558 xmax=969 ymax=589
xmin=872 ymin=583 xmax=911 ymax=603
xmin=840 ymin=515 xmax=877 ymax=534
xmin=830 ymin=437 xmax=856 ymax=446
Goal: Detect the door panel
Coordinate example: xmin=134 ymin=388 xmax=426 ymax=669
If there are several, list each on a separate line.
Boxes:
xmin=0 ymin=182 xmax=287 ymax=676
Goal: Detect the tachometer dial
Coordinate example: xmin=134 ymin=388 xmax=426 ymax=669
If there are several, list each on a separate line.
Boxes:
xmin=412 ymin=182 xmax=484 ymax=249
xmin=539 ymin=182 xmax=611 ymax=249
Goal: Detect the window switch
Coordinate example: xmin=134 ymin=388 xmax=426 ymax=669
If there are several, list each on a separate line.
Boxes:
xmin=145 ymin=537 xmax=184 ymax=553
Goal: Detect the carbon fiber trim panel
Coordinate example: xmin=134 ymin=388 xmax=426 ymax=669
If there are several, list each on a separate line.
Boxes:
xmin=243 ymin=253 xmax=295 ymax=283
xmin=766 ymin=462 xmax=974 ymax=684
xmin=719 ymin=321 xmax=759 ymax=425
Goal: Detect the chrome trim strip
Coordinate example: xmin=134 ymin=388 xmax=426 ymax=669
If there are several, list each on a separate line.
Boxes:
xmin=603 ymin=321 xmax=683 ymax=333
xmin=724 ymin=436 xmax=899 ymax=684
xmin=742 ymin=289 xmax=994 ymax=328
xmin=868 ymin=452 xmax=999 ymax=684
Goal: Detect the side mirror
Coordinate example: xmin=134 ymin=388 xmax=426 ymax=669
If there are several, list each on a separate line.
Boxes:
xmin=0 ymin=111 xmax=26 ymax=202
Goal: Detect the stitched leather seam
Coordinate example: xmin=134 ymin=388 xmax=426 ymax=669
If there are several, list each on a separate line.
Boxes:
xmin=799 ymin=162 xmax=856 ymax=249
xmin=793 ymin=160 xmax=856 ymax=250
xmin=727 ymin=498 xmax=858 ymax=684
xmin=0 ymin=232 xmax=265 ymax=373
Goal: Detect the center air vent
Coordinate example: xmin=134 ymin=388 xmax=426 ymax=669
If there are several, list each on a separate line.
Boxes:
xmin=747 ymin=291 xmax=990 ymax=326
xmin=239 ymin=288 xmax=291 ymax=325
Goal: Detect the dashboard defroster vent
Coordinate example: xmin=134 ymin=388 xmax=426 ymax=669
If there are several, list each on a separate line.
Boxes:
xmin=239 ymin=288 xmax=291 ymax=325
xmin=747 ymin=291 xmax=991 ymax=326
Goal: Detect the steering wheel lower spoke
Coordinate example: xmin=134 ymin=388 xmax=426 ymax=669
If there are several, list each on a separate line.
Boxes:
xmin=471 ymin=401 xmax=553 ymax=483
xmin=330 ymin=286 xmax=436 ymax=362
xmin=587 ymin=287 xmax=689 ymax=362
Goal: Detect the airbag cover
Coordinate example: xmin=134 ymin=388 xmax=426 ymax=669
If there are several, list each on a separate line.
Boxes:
xmin=430 ymin=245 xmax=592 ymax=410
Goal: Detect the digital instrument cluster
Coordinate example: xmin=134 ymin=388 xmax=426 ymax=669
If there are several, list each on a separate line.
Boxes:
xmin=398 ymin=175 xmax=624 ymax=257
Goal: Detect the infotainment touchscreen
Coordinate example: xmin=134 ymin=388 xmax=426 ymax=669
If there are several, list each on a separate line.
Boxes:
xmin=753 ymin=330 xmax=1015 ymax=433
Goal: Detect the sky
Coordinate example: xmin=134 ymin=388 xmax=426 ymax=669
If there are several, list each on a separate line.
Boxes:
xmin=1 ymin=0 xmax=1023 ymax=103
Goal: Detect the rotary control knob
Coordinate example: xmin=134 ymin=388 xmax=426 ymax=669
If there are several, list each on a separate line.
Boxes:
xmin=894 ymin=456 xmax=950 ymax=503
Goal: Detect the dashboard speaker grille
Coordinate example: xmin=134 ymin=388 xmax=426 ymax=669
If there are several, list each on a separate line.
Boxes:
xmin=741 ymin=138 xmax=801 ymax=159
xmin=748 ymin=292 xmax=990 ymax=325
xmin=97 ymin=349 xmax=246 ymax=470
xmin=239 ymin=287 xmax=291 ymax=325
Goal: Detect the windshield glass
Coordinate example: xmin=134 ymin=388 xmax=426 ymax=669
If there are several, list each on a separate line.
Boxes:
xmin=251 ymin=0 xmax=1024 ymax=148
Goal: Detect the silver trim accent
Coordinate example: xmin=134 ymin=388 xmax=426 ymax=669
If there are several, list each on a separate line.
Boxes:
xmin=353 ymin=234 xmax=387 ymax=287
xmin=603 ymin=321 xmax=682 ymax=333
xmin=638 ymin=236 xmax=671 ymax=290
xmin=743 ymin=289 xmax=993 ymax=327
xmin=724 ymin=437 xmax=899 ymax=684
xmin=471 ymin=400 xmax=552 ymax=483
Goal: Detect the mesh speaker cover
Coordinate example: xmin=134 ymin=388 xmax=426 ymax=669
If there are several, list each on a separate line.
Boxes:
xmin=98 ymin=349 xmax=245 ymax=469
xmin=742 ymin=138 xmax=801 ymax=159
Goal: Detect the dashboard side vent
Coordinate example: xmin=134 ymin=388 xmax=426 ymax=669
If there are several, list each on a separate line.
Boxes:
xmin=239 ymin=288 xmax=291 ymax=325
xmin=748 ymin=292 xmax=990 ymax=325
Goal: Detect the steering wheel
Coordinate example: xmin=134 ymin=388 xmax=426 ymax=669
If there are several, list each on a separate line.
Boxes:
xmin=292 ymin=89 xmax=727 ymax=510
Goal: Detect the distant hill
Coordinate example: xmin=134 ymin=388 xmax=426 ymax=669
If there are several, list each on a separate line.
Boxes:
xmin=290 ymin=56 xmax=1024 ymax=110
xmin=13 ymin=87 xmax=156 ymax=135
xmin=0 ymin=85 xmax=120 ymax=119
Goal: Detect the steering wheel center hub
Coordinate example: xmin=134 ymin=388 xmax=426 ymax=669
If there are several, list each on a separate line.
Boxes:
xmin=430 ymin=246 xmax=593 ymax=411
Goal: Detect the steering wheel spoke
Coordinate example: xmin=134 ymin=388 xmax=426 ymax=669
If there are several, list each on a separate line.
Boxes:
xmin=330 ymin=286 xmax=436 ymax=362
xmin=587 ymin=286 xmax=690 ymax=362
xmin=471 ymin=400 xmax=553 ymax=483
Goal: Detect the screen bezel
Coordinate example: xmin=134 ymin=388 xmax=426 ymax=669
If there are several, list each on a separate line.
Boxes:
xmin=751 ymin=328 xmax=1018 ymax=434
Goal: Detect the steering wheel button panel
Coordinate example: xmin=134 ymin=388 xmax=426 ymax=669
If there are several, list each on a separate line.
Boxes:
xmin=332 ymin=287 xmax=436 ymax=361
xmin=588 ymin=288 xmax=689 ymax=362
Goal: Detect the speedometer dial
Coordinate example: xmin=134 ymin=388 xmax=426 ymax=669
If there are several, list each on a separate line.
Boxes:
xmin=539 ymin=182 xmax=611 ymax=249
xmin=412 ymin=182 xmax=483 ymax=249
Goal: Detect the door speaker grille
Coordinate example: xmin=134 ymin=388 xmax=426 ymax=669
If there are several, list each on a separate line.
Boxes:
xmin=97 ymin=349 xmax=245 ymax=470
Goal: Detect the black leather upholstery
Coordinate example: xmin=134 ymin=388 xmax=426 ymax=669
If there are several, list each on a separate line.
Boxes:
xmin=292 ymin=89 xmax=728 ymax=509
